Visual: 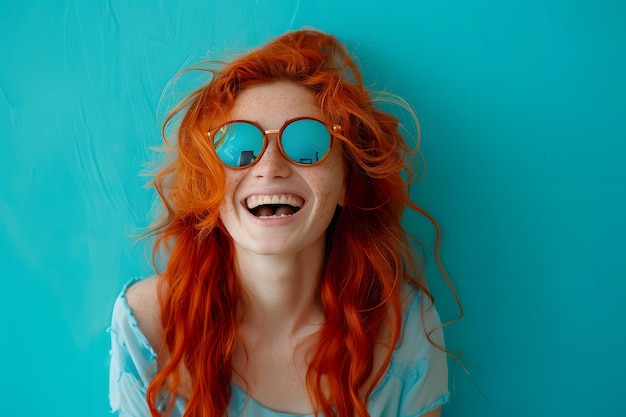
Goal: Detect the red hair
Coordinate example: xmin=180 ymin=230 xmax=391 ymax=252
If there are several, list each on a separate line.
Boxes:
xmin=146 ymin=29 xmax=453 ymax=417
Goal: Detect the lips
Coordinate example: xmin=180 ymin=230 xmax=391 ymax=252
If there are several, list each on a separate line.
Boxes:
xmin=245 ymin=193 xmax=304 ymax=218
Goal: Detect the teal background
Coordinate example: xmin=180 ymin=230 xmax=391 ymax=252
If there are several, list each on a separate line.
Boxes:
xmin=1 ymin=0 xmax=624 ymax=416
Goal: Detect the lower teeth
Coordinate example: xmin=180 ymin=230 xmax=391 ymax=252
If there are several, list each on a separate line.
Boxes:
xmin=258 ymin=213 xmax=293 ymax=219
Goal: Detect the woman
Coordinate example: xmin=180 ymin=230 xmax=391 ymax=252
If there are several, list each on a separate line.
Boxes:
xmin=109 ymin=29 xmax=451 ymax=417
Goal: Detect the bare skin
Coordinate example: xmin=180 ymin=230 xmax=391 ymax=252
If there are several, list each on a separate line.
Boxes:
xmin=219 ymin=81 xmax=345 ymax=413
xmin=125 ymin=276 xmax=440 ymax=417
xmin=125 ymin=81 xmax=441 ymax=416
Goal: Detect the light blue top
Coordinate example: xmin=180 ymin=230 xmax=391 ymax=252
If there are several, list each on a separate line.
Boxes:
xmin=109 ymin=278 xmax=449 ymax=416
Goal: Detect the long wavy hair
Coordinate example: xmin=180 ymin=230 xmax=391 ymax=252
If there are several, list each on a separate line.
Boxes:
xmin=146 ymin=29 xmax=456 ymax=417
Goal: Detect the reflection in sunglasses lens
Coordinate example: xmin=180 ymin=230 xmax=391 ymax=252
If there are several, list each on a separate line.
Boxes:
xmin=213 ymin=119 xmax=332 ymax=168
xmin=282 ymin=119 xmax=331 ymax=165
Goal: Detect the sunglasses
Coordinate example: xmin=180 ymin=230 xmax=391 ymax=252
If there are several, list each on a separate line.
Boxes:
xmin=208 ymin=117 xmax=342 ymax=168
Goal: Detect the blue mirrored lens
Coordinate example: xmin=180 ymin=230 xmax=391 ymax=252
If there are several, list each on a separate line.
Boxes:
xmin=281 ymin=119 xmax=331 ymax=165
xmin=213 ymin=122 xmax=263 ymax=167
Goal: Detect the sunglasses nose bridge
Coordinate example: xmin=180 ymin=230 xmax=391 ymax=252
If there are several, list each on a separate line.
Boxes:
xmin=260 ymin=128 xmax=283 ymax=157
xmin=263 ymin=129 xmax=280 ymax=140
xmin=249 ymin=128 xmax=292 ymax=176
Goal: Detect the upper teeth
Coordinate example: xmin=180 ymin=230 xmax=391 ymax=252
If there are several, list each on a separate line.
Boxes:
xmin=246 ymin=194 xmax=304 ymax=209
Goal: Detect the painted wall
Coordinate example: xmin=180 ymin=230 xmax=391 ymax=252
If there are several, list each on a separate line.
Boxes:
xmin=1 ymin=1 xmax=624 ymax=416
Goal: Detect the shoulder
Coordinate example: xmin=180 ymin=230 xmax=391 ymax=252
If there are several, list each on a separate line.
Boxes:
xmin=121 ymin=276 xmax=163 ymax=354
xmin=124 ymin=275 xmax=159 ymax=312
xmin=372 ymin=288 xmax=444 ymax=370
xmin=109 ymin=277 xmax=165 ymax=415
xmin=367 ymin=287 xmax=449 ymax=416
xmin=402 ymin=289 xmax=444 ymax=346
xmin=392 ymin=288 xmax=446 ymax=368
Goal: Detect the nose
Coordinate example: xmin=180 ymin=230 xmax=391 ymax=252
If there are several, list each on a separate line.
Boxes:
xmin=250 ymin=133 xmax=291 ymax=179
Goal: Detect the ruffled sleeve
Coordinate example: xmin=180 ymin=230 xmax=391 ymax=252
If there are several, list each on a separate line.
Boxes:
xmin=368 ymin=290 xmax=449 ymax=416
xmin=108 ymin=279 xmax=174 ymax=416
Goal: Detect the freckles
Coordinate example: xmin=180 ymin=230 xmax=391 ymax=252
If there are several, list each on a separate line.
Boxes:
xmin=220 ymin=171 xmax=244 ymax=216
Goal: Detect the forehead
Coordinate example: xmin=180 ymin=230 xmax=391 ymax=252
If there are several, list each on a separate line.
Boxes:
xmin=229 ymin=81 xmax=324 ymax=127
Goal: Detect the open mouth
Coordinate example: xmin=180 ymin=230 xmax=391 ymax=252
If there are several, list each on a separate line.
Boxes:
xmin=245 ymin=194 xmax=304 ymax=219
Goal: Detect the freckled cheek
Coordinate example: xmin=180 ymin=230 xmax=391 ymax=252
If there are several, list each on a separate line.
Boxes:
xmin=312 ymin=176 xmax=344 ymax=217
xmin=220 ymin=173 xmax=243 ymax=216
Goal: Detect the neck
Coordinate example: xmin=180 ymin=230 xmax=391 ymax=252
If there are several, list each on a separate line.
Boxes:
xmin=234 ymin=242 xmax=326 ymax=339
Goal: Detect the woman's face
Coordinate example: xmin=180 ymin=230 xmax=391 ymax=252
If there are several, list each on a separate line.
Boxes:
xmin=218 ymin=80 xmax=346 ymax=257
